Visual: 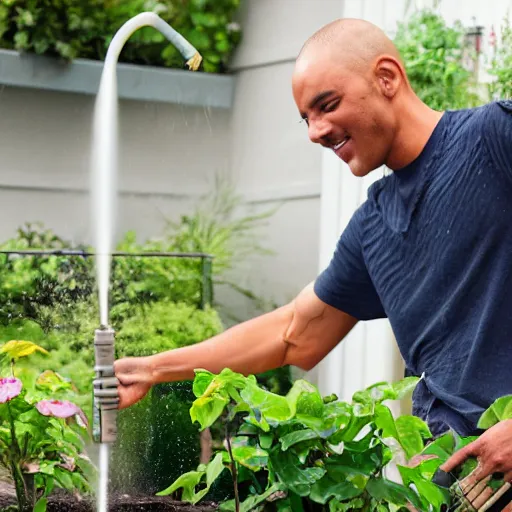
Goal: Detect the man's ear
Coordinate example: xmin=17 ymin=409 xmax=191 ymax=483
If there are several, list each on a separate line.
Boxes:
xmin=374 ymin=57 xmax=403 ymax=98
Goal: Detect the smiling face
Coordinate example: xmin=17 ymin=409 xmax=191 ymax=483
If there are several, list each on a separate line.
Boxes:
xmin=292 ymin=52 xmax=399 ymax=177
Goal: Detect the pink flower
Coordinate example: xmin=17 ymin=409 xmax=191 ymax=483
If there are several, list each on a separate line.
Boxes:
xmin=36 ymin=400 xmax=79 ymax=418
xmin=0 ymin=377 xmax=22 ymax=403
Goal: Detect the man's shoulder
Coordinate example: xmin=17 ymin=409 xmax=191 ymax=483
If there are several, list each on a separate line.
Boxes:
xmin=448 ymin=100 xmax=512 ymax=128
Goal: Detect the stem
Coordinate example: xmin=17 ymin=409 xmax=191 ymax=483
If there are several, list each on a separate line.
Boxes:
xmin=7 ymin=402 xmax=34 ymax=512
xmin=225 ymin=423 xmax=240 ymax=512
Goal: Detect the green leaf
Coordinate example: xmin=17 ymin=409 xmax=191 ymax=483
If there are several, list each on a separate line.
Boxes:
xmin=259 ymin=433 xmax=273 ymax=449
xmin=329 ymin=497 xmax=365 ymax=512
xmin=286 ymin=380 xmax=324 ymax=417
xmin=309 ymin=464 xmax=364 ymax=505
xmin=391 ymin=377 xmax=420 ymax=400
xmin=477 ymin=395 xmax=512 ymax=429
xmin=0 ymin=340 xmax=49 ymax=359
xmin=398 ymin=464 xmax=450 ymax=510
xmin=34 ymin=497 xmax=47 ymax=512
xmin=190 ymin=393 xmax=229 ymax=430
xmin=220 ymin=483 xmax=285 ymax=512
xmin=374 ymin=404 xmax=399 ymax=440
xmin=280 ymin=429 xmax=320 ymax=451
xmin=192 ymin=369 xmax=215 ymax=397
xmin=421 ymin=432 xmax=455 ymax=462
xmin=270 ymin=449 xmax=325 ymax=496
xmin=157 ymin=470 xmax=204 ymax=500
xmin=241 ymin=379 xmax=292 ymax=428
xmin=395 ymin=415 xmax=431 ymax=459
xmin=157 ymin=452 xmax=225 ymax=504
xmin=231 ymin=437 xmax=268 ymax=470
xmin=366 ymin=477 xmax=422 ymax=511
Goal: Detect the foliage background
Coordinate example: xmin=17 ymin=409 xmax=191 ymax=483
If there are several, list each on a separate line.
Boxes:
xmin=0 ymin=0 xmax=242 ymax=73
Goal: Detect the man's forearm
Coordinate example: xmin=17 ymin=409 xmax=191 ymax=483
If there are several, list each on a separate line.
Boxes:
xmin=147 ymin=304 xmax=295 ymax=384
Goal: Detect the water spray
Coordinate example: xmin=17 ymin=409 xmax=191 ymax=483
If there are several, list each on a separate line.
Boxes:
xmin=90 ymin=12 xmax=201 ymax=511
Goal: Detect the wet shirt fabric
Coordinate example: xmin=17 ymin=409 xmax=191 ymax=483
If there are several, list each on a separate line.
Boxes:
xmin=314 ymin=101 xmax=512 ymax=437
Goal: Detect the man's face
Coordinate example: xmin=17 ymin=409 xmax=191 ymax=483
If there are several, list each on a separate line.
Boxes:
xmin=292 ymin=53 xmax=396 ymax=177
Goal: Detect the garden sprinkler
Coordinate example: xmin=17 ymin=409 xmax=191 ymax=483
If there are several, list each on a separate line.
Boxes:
xmin=92 ymin=326 xmax=119 ymax=444
xmin=89 ymin=11 xmax=202 ymax=452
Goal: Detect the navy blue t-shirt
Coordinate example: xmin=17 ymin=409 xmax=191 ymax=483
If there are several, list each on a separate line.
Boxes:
xmin=314 ymin=101 xmax=512 ymax=437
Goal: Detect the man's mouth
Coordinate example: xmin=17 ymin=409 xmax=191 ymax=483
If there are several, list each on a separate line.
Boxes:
xmin=332 ymin=136 xmax=351 ymax=152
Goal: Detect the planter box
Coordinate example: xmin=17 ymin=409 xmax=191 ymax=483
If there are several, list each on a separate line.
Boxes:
xmin=0 ymin=49 xmax=234 ymax=108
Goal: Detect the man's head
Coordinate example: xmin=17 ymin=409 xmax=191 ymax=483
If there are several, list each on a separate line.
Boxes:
xmin=292 ymin=18 xmax=414 ymax=177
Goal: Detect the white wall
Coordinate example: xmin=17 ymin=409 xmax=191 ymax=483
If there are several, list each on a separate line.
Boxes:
xmin=0 ymin=87 xmax=230 ymax=244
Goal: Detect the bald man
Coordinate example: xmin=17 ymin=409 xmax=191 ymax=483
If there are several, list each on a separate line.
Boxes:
xmin=113 ymin=18 xmax=512 ymax=494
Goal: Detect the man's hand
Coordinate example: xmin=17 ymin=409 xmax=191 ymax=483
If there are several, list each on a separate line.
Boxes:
xmin=440 ymin=419 xmax=512 ymax=511
xmin=114 ymin=356 xmax=153 ymax=409
xmin=441 ymin=419 xmax=512 ymax=483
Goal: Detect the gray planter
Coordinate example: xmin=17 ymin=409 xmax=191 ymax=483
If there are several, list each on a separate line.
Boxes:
xmin=0 ymin=49 xmax=234 ymax=108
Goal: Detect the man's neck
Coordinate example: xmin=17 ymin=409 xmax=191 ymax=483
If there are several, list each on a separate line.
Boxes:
xmin=386 ymin=97 xmax=444 ymax=171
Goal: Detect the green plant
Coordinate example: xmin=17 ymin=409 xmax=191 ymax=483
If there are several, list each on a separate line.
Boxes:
xmin=114 ymin=300 xmax=223 ymax=358
xmin=488 ymin=16 xmax=512 ymax=99
xmin=106 ymin=0 xmax=242 ymax=72
xmin=0 ymin=0 xmax=108 ymax=60
xmin=0 ymin=0 xmax=242 ymax=73
xmin=394 ymin=10 xmax=481 ymax=110
xmin=0 ymin=340 xmax=95 ymax=512
xmin=162 ymin=369 xmax=512 ymax=512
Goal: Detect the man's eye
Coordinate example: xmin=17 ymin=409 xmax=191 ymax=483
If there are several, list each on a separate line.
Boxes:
xmin=321 ymin=100 xmax=339 ymax=113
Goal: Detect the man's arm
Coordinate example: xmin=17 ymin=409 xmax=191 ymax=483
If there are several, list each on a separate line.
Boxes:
xmin=114 ymin=282 xmax=358 ymax=408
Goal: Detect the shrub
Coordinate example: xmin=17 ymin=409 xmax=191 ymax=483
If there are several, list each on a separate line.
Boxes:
xmin=394 ymin=10 xmax=481 ymax=110
xmin=0 ymin=0 xmax=242 ymax=73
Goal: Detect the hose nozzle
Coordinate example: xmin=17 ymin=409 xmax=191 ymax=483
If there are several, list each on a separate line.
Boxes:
xmin=93 ymin=326 xmax=119 ymax=444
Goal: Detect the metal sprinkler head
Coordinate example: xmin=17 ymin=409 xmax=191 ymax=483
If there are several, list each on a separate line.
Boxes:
xmin=93 ymin=326 xmax=119 ymax=444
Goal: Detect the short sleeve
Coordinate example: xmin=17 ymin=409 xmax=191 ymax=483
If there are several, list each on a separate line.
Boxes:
xmin=483 ymin=100 xmax=512 ymax=180
xmin=314 ymin=207 xmax=386 ymax=321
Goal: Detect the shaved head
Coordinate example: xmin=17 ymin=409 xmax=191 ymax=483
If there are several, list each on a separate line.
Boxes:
xmin=291 ymin=18 xmax=428 ymax=177
xmin=297 ymin=18 xmax=402 ymax=74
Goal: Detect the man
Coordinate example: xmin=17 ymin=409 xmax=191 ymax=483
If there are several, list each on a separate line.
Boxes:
xmin=113 ymin=18 xmax=512 ymax=494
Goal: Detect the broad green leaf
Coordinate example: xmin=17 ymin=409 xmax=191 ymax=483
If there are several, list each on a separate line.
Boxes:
xmin=157 ymin=470 xmax=204 ymax=499
xmin=391 ymin=377 xmax=420 ymax=400
xmin=36 ymin=371 xmax=72 ymax=393
xmin=205 ymin=452 xmax=226 ymax=487
xmin=286 ymin=380 xmax=324 ymax=418
xmin=477 ymin=395 xmax=512 ymax=429
xmin=280 ymin=429 xmax=320 ymax=451
xmin=334 ymin=415 xmax=372 ymax=442
xmin=259 ymin=433 xmax=273 ymax=449
xmin=190 ymin=393 xmax=229 ymax=430
xmin=270 ymin=449 xmax=325 ymax=496
xmin=34 ymin=497 xmax=47 ymax=512
xmin=219 ymin=483 xmax=285 ymax=512
xmin=0 ymin=340 xmax=49 ymax=359
xmin=231 ymin=437 xmax=268 ymax=470
xmin=421 ymin=432 xmax=455 ymax=462
xmin=395 ymin=415 xmax=431 ymax=459
xmin=310 ymin=471 xmax=363 ymax=505
xmin=366 ymin=477 xmax=422 ymax=511
xmin=374 ymin=404 xmax=399 ymax=440
xmin=329 ymin=497 xmax=365 ymax=512
xmin=241 ymin=380 xmax=292 ymax=427
xmin=398 ymin=464 xmax=450 ymax=510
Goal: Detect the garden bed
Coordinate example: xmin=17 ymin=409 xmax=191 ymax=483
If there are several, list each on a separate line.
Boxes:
xmin=0 ymin=485 xmax=217 ymax=512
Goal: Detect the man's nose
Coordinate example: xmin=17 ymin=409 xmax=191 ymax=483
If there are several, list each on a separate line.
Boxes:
xmin=308 ymin=119 xmax=331 ymax=145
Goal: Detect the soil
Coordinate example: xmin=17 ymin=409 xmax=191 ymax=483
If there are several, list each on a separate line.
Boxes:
xmin=0 ymin=483 xmax=217 ymax=512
